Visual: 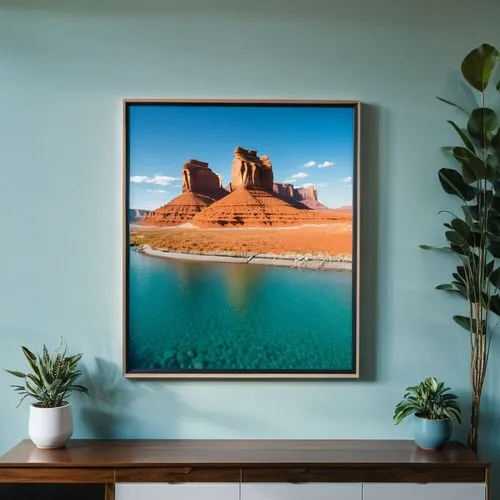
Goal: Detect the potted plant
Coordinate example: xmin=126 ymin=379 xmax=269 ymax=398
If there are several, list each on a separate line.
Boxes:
xmin=6 ymin=340 xmax=89 ymax=449
xmin=393 ymin=376 xmax=461 ymax=450
xmin=422 ymin=43 xmax=500 ymax=451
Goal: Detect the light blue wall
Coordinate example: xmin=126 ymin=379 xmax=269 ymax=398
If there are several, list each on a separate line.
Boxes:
xmin=1 ymin=0 xmax=500 ymax=483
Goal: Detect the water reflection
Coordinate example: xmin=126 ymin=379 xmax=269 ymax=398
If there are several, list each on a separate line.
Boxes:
xmin=225 ymin=264 xmax=264 ymax=310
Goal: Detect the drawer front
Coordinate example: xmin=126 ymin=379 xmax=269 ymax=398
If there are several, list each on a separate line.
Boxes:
xmin=241 ymin=483 xmax=362 ymax=500
xmin=115 ymin=482 xmax=239 ymax=500
xmin=363 ymin=483 xmax=486 ymax=500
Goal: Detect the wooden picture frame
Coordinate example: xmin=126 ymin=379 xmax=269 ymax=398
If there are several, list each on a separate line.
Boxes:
xmin=123 ymin=99 xmax=360 ymax=379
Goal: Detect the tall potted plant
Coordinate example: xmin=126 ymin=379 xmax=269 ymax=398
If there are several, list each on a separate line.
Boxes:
xmin=423 ymin=43 xmax=500 ymax=451
xmin=6 ymin=340 xmax=88 ymax=449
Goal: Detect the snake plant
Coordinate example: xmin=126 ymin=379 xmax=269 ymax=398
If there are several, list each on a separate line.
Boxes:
xmin=6 ymin=340 xmax=88 ymax=408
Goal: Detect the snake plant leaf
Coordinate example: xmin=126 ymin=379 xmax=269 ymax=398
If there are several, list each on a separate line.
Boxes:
xmin=461 ymin=43 xmax=500 ymax=92
xmin=447 ymin=120 xmax=476 ymax=152
xmin=467 ymin=108 xmax=499 ymax=143
xmin=6 ymin=341 xmax=89 ymax=408
xmin=21 ymin=347 xmax=39 ymax=375
xmin=438 ymin=168 xmax=477 ymax=200
xmin=4 ymin=370 xmax=26 ymax=379
xmin=437 ymin=96 xmax=467 ymax=114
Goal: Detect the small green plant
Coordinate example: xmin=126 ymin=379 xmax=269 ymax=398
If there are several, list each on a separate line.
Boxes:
xmin=393 ymin=377 xmax=461 ymax=424
xmin=6 ymin=340 xmax=89 ymax=408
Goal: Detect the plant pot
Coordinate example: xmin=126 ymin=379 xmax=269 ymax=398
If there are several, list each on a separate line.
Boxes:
xmin=412 ymin=415 xmax=452 ymax=450
xmin=28 ymin=402 xmax=73 ymax=449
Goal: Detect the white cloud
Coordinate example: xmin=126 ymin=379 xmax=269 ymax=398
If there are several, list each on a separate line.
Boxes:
xmin=130 ymin=174 xmax=179 ymax=186
xmin=303 ymin=161 xmax=317 ymax=168
xmin=292 ymin=172 xmax=309 ymax=179
xmin=342 ymin=176 xmax=353 ymax=185
xmin=301 ymin=183 xmax=316 ymax=189
xmin=130 ymin=175 xmax=149 ymax=183
xmin=316 ymin=182 xmax=328 ymax=188
xmin=318 ymin=161 xmax=334 ymax=168
xmin=146 ymin=189 xmax=166 ymax=193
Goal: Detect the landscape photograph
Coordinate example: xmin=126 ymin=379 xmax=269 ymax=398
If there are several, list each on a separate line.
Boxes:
xmin=125 ymin=101 xmax=359 ymax=377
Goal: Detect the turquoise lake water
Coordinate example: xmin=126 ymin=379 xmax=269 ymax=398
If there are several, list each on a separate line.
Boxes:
xmin=128 ymin=250 xmax=354 ymax=373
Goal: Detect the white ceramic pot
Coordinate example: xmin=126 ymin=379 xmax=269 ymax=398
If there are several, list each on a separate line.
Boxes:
xmin=28 ymin=402 xmax=73 ymax=449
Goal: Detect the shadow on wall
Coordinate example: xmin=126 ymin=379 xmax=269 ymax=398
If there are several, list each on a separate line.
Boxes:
xmin=73 ymin=357 xmax=267 ymax=439
xmin=479 ymin=365 xmax=500 ymax=495
xmin=358 ymin=103 xmax=380 ymax=382
xmin=74 ymin=357 xmax=182 ymax=439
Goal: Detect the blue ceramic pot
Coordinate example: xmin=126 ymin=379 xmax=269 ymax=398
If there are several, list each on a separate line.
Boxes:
xmin=412 ymin=415 xmax=452 ymax=450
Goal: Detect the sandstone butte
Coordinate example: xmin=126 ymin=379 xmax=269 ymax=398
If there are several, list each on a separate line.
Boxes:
xmin=273 ymin=182 xmax=328 ymax=210
xmin=141 ymin=147 xmax=351 ymax=228
xmin=191 ymin=185 xmax=343 ymax=228
xmin=141 ymin=160 xmax=228 ymax=226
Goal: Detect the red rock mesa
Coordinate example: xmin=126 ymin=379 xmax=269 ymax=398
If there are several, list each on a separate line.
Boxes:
xmin=273 ymin=183 xmax=328 ymax=210
xmin=191 ymin=147 xmax=341 ymax=228
xmin=141 ymin=160 xmax=228 ymax=226
xmin=229 ymin=147 xmax=274 ymax=191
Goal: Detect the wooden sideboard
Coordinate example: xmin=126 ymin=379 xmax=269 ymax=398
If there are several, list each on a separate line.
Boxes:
xmin=0 ymin=439 xmax=490 ymax=500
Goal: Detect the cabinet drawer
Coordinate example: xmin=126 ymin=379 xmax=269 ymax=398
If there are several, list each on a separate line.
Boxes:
xmin=241 ymin=483 xmax=362 ymax=500
xmin=363 ymin=483 xmax=486 ymax=500
xmin=115 ymin=482 xmax=239 ymax=500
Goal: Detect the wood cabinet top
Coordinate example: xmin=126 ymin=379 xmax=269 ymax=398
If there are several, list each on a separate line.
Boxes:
xmin=0 ymin=439 xmax=487 ymax=468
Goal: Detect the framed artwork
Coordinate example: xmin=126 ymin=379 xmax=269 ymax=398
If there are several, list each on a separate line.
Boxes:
xmin=123 ymin=99 xmax=360 ymax=379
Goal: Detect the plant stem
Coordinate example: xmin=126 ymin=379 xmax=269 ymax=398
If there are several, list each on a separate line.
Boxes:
xmin=468 ymin=395 xmax=480 ymax=452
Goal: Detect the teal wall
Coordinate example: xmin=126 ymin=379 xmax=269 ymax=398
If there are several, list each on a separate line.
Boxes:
xmin=1 ymin=0 xmax=500 ymax=484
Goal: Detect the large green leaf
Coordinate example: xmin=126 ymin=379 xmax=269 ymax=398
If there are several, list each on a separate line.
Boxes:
xmin=436 ymin=283 xmax=467 ymax=298
xmin=467 ymin=108 xmax=499 ymax=143
xmin=489 ymin=241 xmax=500 ymax=258
xmin=451 ymin=218 xmax=472 ymax=243
xmin=437 ymin=96 xmax=467 ymax=113
xmin=445 ymin=230 xmax=468 ymax=247
xmin=447 ymin=121 xmax=476 ymax=152
xmin=491 ymin=131 xmax=500 ymax=153
xmin=438 ymin=168 xmax=477 ymax=200
xmin=461 ymin=43 xmax=500 ymax=92
xmin=489 ymin=294 xmax=500 ymax=316
xmin=453 ymin=315 xmax=485 ymax=333
xmin=419 ymin=244 xmax=452 ymax=252
xmin=489 ymin=267 xmax=500 ymax=288
xmin=452 ymin=147 xmax=487 ymax=182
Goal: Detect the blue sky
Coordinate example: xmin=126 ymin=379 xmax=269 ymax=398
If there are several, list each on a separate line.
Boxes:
xmin=128 ymin=103 xmax=356 ymax=210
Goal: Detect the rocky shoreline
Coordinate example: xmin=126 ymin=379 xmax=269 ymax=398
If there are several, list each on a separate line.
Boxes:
xmin=136 ymin=244 xmax=352 ymax=271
